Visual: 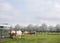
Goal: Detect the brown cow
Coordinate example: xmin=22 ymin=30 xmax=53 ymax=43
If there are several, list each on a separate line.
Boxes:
xmin=24 ymin=31 xmax=36 ymax=35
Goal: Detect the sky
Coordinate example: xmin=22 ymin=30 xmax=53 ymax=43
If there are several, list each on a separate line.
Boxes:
xmin=0 ymin=0 xmax=60 ymax=26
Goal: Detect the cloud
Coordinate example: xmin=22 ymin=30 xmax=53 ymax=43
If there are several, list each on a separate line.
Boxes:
xmin=1 ymin=0 xmax=60 ymax=25
xmin=16 ymin=0 xmax=60 ymax=22
xmin=23 ymin=0 xmax=60 ymax=25
xmin=0 ymin=0 xmax=25 ymax=22
xmin=0 ymin=1 xmax=15 ymax=21
xmin=0 ymin=2 xmax=13 ymax=11
xmin=0 ymin=15 xmax=13 ymax=20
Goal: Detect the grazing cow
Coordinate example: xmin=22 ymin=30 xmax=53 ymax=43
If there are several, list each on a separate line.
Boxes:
xmin=29 ymin=31 xmax=36 ymax=35
xmin=24 ymin=31 xmax=29 ymax=35
xmin=24 ymin=31 xmax=36 ymax=35
xmin=16 ymin=30 xmax=22 ymax=38
xmin=9 ymin=30 xmax=16 ymax=39
xmin=9 ymin=30 xmax=22 ymax=39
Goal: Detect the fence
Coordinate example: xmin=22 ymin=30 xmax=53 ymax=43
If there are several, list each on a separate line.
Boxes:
xmin=0 ymin=25 xmax=10 ymax=39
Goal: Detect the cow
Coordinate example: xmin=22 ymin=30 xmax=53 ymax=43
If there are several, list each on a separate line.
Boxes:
xmin=24 ymin=31 xmax=36 ymax=35
xmin=16 ymin=30 xmax=22 ymax=38
xmin=24 ymin=31 xmax=29 ymax=35
xmin=9 ymin=30 xmax=22 ymax=39
xmin=9 ymin=30 xmax=16 ymax=39
xmin=29 ymin=31 xmax=36 ymax=35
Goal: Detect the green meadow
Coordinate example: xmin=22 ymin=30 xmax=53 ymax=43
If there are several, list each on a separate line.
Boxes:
xmin=0 ymin=32 xmax=60 ymax=43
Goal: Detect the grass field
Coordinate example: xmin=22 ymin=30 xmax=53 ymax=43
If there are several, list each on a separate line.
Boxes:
xmin=0 ymin=32 xmax=60 ymax=43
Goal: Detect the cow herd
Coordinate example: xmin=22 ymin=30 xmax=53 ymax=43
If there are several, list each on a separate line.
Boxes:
xmin=9 ymin=30 xmax=36 ymax=39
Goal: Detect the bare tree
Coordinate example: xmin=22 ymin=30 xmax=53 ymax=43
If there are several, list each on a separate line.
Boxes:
xmin=14 ymin=24 xmax=21 ymax=31
xmin=48 ymin=26 xmax=55 ymax=32
xmin=55 ymin=24 xmax=60 ymax=32
xmin=40 ymin=23 xmax=47 ymax=32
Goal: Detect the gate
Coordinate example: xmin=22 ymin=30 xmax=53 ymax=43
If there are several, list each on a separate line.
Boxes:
xmin=0 ymin=24 xmax=10 ymax=39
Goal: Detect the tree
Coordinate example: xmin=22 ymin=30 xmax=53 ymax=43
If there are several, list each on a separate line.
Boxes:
xmin=40 ymin=23 xmax=47 ymax=32
xmin=34 ymin=25 xmax=40 ymax=32
xmin=27 ymin=24 xmax=34 ymax=32
xmin=48 ymin=26 xmax=55 ymax=32
xmin=55 ymin=24 xmax=60 ymax=32
xmin=14 ymin=24 xmax=21 ymax=31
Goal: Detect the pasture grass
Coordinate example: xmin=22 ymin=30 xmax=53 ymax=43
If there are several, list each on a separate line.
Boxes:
xmin=0 ymin=32 xmax=60 ymax=43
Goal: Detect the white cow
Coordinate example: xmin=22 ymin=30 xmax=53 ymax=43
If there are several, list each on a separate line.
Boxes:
xmin=16 ymin=30 xmax=22 ymax=38
xmin=10 ymin=30 xmax=22 ymax=39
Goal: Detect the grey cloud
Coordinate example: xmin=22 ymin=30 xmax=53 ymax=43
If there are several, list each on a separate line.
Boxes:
xmin=1 ymin=0 xmax=60 ymax=25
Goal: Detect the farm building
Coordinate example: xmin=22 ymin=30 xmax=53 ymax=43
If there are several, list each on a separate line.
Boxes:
xmin=0 ymin=23 xmax=10 ymax=39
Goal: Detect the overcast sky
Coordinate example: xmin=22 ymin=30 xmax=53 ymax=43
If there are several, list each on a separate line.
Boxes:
xmin=0 ymin=0 xmax=60 ymax=26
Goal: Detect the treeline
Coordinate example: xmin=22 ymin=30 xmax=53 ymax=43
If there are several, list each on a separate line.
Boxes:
xmin=10 ymin=23 xmax=60 ymax=32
